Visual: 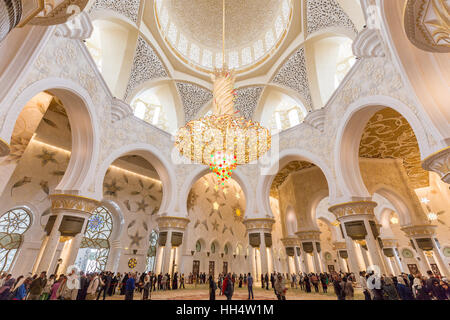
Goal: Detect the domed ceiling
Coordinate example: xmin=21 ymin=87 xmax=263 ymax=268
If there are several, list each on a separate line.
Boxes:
xmin=155 ymin=0 xmax=292 ymax=72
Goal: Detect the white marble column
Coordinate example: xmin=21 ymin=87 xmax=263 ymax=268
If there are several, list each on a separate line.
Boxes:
xmin=36 ymin=214 xmax=63 ymax=273
xmin=363 ymin=219 xmax=387 ymax=274
xmin=312 ymin=242 xmax=321 ymax=273
xmin=432 ymin=240 xmax=450 ymax=277
xmin=259 ymin=231 xmax=269 ymax=275
xmin=161 ymin=230 xmax=173 ymax=274
xmin=293 ymin=247 xmax=301 ymax=273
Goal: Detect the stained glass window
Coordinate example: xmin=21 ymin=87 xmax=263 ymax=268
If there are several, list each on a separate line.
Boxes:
xmin=0 ymin=208 xmax=31 ymax=272
xmin=145 ymin=230 xmax=158 ymax=272
xmin=75 ymin=206 xmax=113 ymax=273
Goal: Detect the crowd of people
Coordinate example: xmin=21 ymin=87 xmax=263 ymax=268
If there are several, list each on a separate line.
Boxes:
xmin=0 ymin=268 xmax=448 ymax=301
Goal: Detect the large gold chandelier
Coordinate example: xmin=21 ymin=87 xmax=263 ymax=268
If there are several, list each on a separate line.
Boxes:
xmin=175 ymin=0 xmax=271 ymax=186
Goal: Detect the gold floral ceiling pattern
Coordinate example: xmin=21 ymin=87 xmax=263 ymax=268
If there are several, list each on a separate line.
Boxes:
xmin=270 ymin=161 xmax=316 ymax=197
xmin=359 ymin=108 xmax=429 ymax=188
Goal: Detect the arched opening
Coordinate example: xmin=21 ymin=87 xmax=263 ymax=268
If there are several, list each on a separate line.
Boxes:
xmin=130 ymin=82 xmax=180 ymax=134
xmin=186 ymin=173 xmax=247 ymax=276
xmin=75 ymin=206 xmax=113 ymax=273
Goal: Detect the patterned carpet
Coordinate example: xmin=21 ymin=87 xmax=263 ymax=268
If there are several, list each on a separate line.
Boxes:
xmin=107 ymin=284 xmax=364 ymax=300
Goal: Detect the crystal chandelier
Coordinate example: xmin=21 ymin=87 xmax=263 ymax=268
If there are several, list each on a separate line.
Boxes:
xmin=175 ymin=0 xmax=271 ymax=186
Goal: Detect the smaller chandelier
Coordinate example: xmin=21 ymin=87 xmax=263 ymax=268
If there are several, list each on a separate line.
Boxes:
xmin=209 ymin=150 xmax=237 ymax=185
xmin=427 ymin=212 xmax=438 ymax=221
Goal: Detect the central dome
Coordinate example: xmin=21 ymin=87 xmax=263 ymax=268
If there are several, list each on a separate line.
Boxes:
xmin=155 ymin=0 xmax=292 ymax=72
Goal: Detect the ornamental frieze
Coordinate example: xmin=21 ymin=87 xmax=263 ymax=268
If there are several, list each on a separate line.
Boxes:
xmin=156 ymin=216 xmax=190 ymax=230
xmin=381 ymin=238 xmax=398 ymax=248
xmin=243 ymin=218 xmax=275 ymax=232
xmin=328 ymin=201 xmax=377 ymax=219
xmin=281 ymin=237 xmax=301 ymax=247
xmin=332 ymin=241 xmax=346 ymax=250
xmin=295 ymin=230 xmax=321 ymax=241
xmin=50 ymin=194 xmax=99 ymax=214
xmin=401 ymin=224 xmax=437 ymax=237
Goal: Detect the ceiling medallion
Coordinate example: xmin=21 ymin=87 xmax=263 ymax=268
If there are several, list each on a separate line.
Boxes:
xmin=175 ymin=0 xmax=271 ymax=186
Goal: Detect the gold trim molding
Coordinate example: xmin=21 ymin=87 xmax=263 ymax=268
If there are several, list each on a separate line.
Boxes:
xmin=401 ymin=224 xmax=437 ymax=237
xmin=50 ymin=194 xmax=100 ymax=214
xmin=381 ymin=238 xmax=398 ymax=248
xmin=332 ymin=241 xmax=346 ymax=250
xmin=281 ymin=237 xmax=301 ymax=247
xmin=0 ymin=138 xmax=10 ymax=157
xmin=295 ymin=230 xmax=321 ymax=241
xmin=243 ymin=218 xmax=276 ymax=231
xmin=156 ymin=216 xmax=190 ymax=230
xmin=422 ymin=147 xmax=450 ymax=184
xmin=328 ymin=201 xmax=377 ymax=219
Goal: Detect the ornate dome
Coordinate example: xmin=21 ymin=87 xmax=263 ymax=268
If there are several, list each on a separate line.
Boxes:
xmin=155 ymin=0 xmax=292 ymax=73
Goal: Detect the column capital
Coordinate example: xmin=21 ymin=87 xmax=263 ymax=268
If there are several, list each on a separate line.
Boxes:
xmin=0 ymin=138 xmax=10 ymax=157
xmin=422 ymin=147 xmax=450 ymax=184
xmin=332 ymin=241 xmax=347 ymax=250
xmin=243 ymin=218 xmax=275 ymax=232
xmin=401 ymin=224 xmax=437 ymax=238
xmin=281 ymin=237 xmax=301 ymax=247
xmin=328 ymin=201 xmax=377 ymax=220
xmin=380 ymin=238 xmax=398 ymax=248
xmin=50 ymin=194 xmax=100 ymax=215
xmin=295 ymin=230 xmax=321 ymax=241
xmin=156 ymin=216 xmax=190 ymax=231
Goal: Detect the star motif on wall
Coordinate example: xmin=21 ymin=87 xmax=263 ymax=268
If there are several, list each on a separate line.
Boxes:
xmin=214 ymin=185 xmax=219 ymax=192
xmin=213 ymin=201 xmax=220 ymax=210
xmin=212 ymin=220 xmax=219 ymax=231
xmin=235 ymin=192 xmax=240 ymax=199
xmin=136 ymin=199 xmax=149 ymax=212
xmin=130 ymin=231 xmax=143 ymax=247
xmin=204 ymin=181 xmax=209 ymax=187
xmin=223 ymin=188 xmax=228 ymax=195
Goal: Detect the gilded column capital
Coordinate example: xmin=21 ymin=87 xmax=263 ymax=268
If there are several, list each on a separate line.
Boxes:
xmin=332 ymin=241 xmax=346 ymax=250
xmin=243 ymin=218 xmax=275 ymax=232
xmin=328 ymin=201 xmax=377 ymax=220
xmin=156 ymin=216 xmax=190 ymax=231
xmin=50 ymin=194 xmax=100 ymax=215
xmin=422 ymin=147 xmax=450 ymax=184
xmin=281 ymin=237 xmax=301 ymax=247
xmin=380 ymin=238 xmax=398 ymax=248
xmin=0 ymin=138 xmax=10 ymax=157
xmin=295 ymin=230 xmax=321 ymax=241
xmin=401 ymin=224 xmax=437 ymax=238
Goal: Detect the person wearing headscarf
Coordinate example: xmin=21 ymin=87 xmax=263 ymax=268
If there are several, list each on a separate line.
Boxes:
xmin=274 ymin=274 xmax=287 ymax=300
xmin=208 ymin=275 xmax=216 ymax=300
xmin=382 ymin=276 xmax=399 ymax=300
xmin=0 ymin=278 xmax=15 ymax=300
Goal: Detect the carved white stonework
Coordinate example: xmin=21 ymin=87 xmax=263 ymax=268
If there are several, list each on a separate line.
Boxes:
xmin=91 ymin=0 xmax=140 ymax=23
xmin=306 ymin=0 xmax=357 ymax=36
xmin=50 ymin=194 xmax=100 ymax=215
xmin=328 ymin=201 xmax=377 ymax=219
xmin=401 ymin=224 xmax=437 ymax=237
xmin=404 ymin=0 xmax=450 ymax=53
xmin=243 ymin=218 xmax=275 ymax=232
xmin=303 ymin=108 xmax=326 ymax=132
xmin=124 ymin=36 xmax=169 ymax=100
xmin=176 ymin=82 xmax=213 ymax=123
xmin=27 ymin=0 xmax=89 ymax=26
xmin=234 ymin=86 xmax=263 ymax=120
xmin=111 ymin=98 xmax=133 ymax=123
xmin=54 ymin=11 xmax=92 ymax=40
xmin=422 ymin=147 xmax=450 ymax=184
xmin=156 ymin=216 xmax=190 ymax=231
xmin=271 ymin=47 xmax=313 ymax=109
xmin=352 ymin=27 xmax=386 ymax=58
xmin=295 ymin=230 xmax=321 ymax=241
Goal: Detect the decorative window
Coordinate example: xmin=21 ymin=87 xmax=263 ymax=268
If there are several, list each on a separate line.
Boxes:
xmin=178 ymin=34 xmax=188 ymax=55
xmin=241 ymin=47 xmax=252 ymax=66
xmin=145 ymin=230 xmax=158 ymax=272
xmin=202 ymin=49 xmax=213 ymax=68
xmin=211 ymin=242 xmax=216 ymax=254
xmin=215 ymin=52 xmax=223 ymax=69
xmin=288 ymin=109 xmax=300 ymax=127
xmin=265 ymin=30 xmax=275 ymax=49
xmin=229 ymin=51 xmax=239 ymax=69
xmin=224 ymin=244 xmax=229 ymax=255
xmin=167 ymin=23 xmax=178 ymax=44
xmin=253 ymin=40 xmax=264 ymax=60
xmin=190 ymin=43 xmax=200 ymax=64
xmin=75 ymin=206 xmax=113 ymax=273
xmin=0 ymin=208 xmax=31 ymax=272
xmin=196 ymin=240 xmax=202 ymax=252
